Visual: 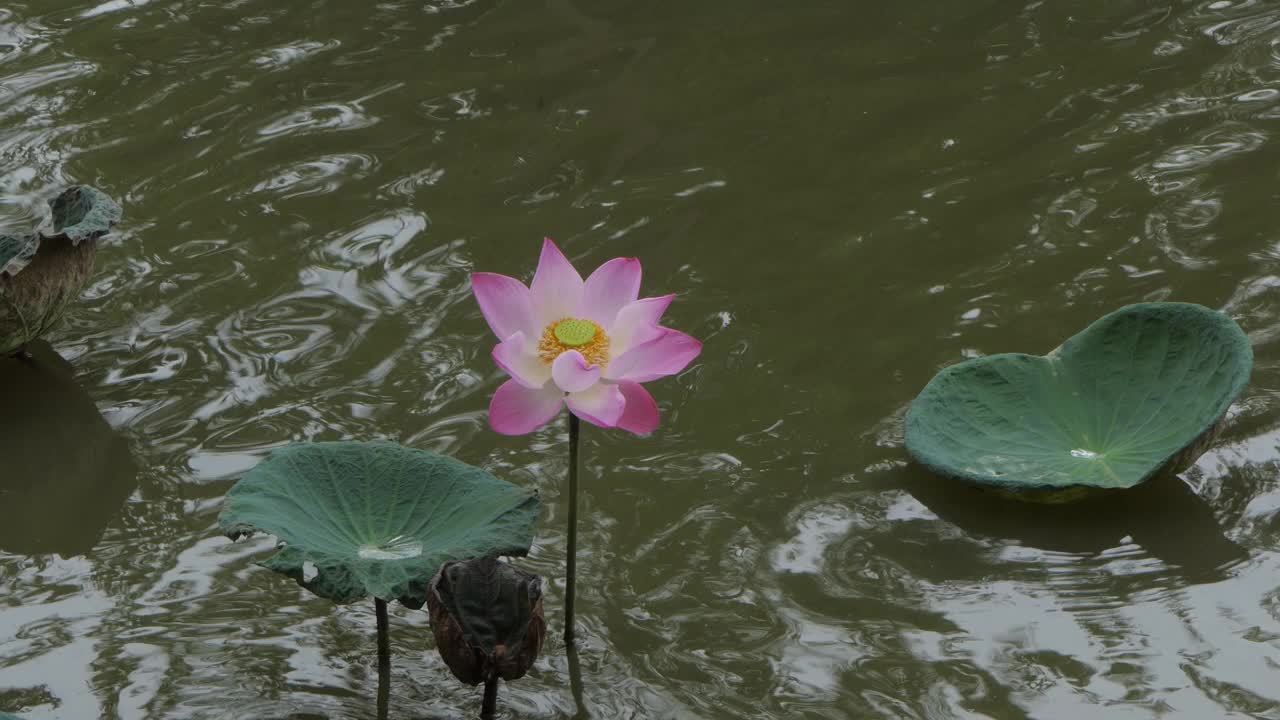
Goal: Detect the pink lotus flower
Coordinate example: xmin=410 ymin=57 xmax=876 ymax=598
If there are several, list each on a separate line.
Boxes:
xmin=472 ymin=238 xmax=702 ymax=436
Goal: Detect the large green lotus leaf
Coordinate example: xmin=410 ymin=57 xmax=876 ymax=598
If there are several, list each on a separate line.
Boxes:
xmin=48 ymin=185 xmax=121 ymax=245
xmin=906 ymin=303 xmax=1252 ymax=491
xmin=218 ymin=441 xmax=540 ymax=608
xmin=0 ymin=233 xmax=38 ymax=277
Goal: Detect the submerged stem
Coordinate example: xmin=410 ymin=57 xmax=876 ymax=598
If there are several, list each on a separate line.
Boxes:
xmin=481 ymin=673 xmax=500 ymax=718
xmin=565 ymin=413 xmax=580 ymax=645
xmin=567 ymin=643 xmax=589 ymax=719
xmin=377 ymin=664 xmax=390 ymax=720
xmin=375 ymin=597 xmax=390 ymax=717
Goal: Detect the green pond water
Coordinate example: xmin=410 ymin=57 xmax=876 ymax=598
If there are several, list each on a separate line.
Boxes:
xmin=3 ymin=0 xmax=1280 ymax=717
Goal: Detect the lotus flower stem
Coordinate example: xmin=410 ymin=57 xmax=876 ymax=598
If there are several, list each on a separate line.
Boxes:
xmin=480 ymin=673 xmax=499 ymax=718
xmin=565 ymin=413 xmax=580 ymax=644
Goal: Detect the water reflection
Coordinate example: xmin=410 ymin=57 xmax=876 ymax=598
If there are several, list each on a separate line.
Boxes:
xmin=902 ymin=466 xmax=1247 ymax=581
xmin=566 ymin=643 xmax=589 ymax=719
xmin=0 ymin=341 xmax=135 ymax=558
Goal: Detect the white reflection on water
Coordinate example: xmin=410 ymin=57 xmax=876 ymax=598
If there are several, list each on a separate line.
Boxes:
xmin=79 ymin=0 xmax=154 ymax=20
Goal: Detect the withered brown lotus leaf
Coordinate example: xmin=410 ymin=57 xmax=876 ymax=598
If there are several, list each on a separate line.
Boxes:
xmin=427 ymin=555 xmax=545 ymax=685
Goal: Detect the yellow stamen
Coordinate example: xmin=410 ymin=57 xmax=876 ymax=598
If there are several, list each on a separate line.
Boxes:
xmin=539 ymin=317 xmax=609 ymax=367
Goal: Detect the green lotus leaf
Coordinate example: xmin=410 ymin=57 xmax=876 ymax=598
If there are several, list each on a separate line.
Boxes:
xmin=48 ymin=185 xmax=121 ymax=245
xmin=0 ymin=233 xmax=38 ymax=277
xmin=906 ymin=302 xmax=1252 ymax=492
xmin=0 ymin=186 xmax=119 ymax=280
xmin=218 ymin=441 xmax=540 ymax=608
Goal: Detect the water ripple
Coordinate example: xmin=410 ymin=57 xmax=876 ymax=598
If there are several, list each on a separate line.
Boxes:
xmin=6 ymin=0 xmax=1280 ymax=718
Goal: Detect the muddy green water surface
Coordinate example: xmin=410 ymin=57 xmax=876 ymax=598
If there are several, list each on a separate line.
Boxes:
xmin=4 ymin=1 xmax=1280 ymax=718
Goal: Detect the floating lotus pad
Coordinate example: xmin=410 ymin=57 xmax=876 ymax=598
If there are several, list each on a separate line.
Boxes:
xmin=219 ymin=441 xmax=540 ymax=608
xmin=906 ymin=303 xmax=1252 ymax=492
xmin=48 ymin=185 xmax=121 ymax=245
